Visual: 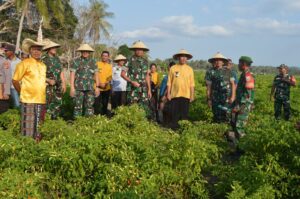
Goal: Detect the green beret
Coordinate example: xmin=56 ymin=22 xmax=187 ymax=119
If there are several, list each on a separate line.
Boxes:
xmin=239 ymin=56 xmax=253 ymax=65
xmin=277 ymin=64 xmax=288 ymax=70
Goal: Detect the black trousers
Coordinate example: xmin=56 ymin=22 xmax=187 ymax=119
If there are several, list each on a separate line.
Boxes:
xmin=94 ymin=90 xmax=111 ymax=115
xmin=170 ymin=97 xmax=190 ymax=130
xmin=0 ymin=100 xmax=10 ymax=114
xmin=111 ymin=91 xmax=127 ymax=109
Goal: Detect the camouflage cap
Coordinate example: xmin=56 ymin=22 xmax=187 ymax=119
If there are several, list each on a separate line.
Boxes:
xmin=277 ymin=64 xmax=288 ymax=70
xmin=239 ymin=56 xmax=253 ymax=65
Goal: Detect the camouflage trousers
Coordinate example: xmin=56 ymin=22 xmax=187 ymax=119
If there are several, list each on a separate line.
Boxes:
xmin=231 ymin=103 xmax=252 ymax=138
xmin=128 ymin=87 xmax=151 ymax=119
xmin=274 ymin=98 xmax=290 ymax=120
xmin=212 ymin=99 xmax=228 ymax=123
xmin=46 ymin=87 xmax=62 ymax=119
xmin=74 ymin=90 xmax=95 ymax=117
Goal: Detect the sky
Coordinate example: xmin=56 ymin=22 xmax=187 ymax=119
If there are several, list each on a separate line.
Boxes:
xmin=76 ymin=0 xmax=300 ymax=66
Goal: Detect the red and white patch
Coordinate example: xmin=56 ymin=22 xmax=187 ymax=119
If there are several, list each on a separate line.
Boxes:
xmin=245 ymin=72 xmax=255 ymax=89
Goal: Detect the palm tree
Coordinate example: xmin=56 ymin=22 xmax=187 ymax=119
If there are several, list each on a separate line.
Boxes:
xmin=15 ymin=0 xmax=65 ymax=52
xmin=80 ymin=0 xmax=114 ymax=46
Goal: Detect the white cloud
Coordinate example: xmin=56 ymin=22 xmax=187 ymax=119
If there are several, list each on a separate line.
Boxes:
xmin=234 ymin=18 xmax=300 ymax=36
xmin=120 ymin=27 xmax=169 ymax=41
xmin=161 ymin=16 xmax=232 ymax=37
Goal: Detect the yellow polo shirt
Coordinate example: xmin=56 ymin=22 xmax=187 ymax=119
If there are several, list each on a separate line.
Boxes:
xmin=151 ymin=72 xmax=160 ymax=86
xmin=97 ymin=61 xmax=112 ymax=91
xmin=13 ymin=57 xmax=46 ymax=104
xmin=167 ymin=64 xmax=195 ymax=99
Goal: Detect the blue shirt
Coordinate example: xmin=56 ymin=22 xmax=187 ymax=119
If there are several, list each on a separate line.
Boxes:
xmin=159 ymin=75 xmax=168 ymax=97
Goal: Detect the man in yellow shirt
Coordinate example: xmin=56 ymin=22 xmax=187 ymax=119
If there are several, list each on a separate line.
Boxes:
xmin=95 ymin=51 xmax=112 ymax=115
xmin=167 ymin=49 xmax=195 ymax=130
xmin=12 ymin=38 xmax=51 ymax=140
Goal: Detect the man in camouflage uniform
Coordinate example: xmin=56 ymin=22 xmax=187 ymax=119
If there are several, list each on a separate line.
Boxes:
xmin=229 ymin=56 xmax=255 ymax=142
xmin=121 ymin=41 xmax=152 ymax=117
xmin=42 ymin=39 xmax=66 ymax=119
xmin=205 ymin=52 xmax=236 ymax=123
xmin=270 ymin=64 xmax=296 ymax=120
xmin=70 ymin=44 xmax=100 ymax=118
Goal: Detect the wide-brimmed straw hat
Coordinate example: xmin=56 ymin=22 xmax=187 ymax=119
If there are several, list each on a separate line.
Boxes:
xmin=114 ymin=54 xmax=127 ymax=62
xmin=129 ymin=41 xmax=149 ymax=51
xmin=76 ymin=44 xmax=95 ymax=52
xmin=173 ymin=49 xmax=193 ymax=60
xmin=208 ymin=52 xmax=228 ymax=63
xmin=22 ymin=38 xmax=45 ymax=54
xmin=43 ymin=39 xmax=60 ymax=51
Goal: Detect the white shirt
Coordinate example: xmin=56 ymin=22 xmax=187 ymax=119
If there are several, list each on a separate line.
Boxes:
xmin=9 ymin=56 xmax=21 ymax=88
xmin=112 ymin=65 xmax=127 ymax=92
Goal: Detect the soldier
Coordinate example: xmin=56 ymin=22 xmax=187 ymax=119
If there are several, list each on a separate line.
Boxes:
xmin=12 ymin=38 xmax=46 ymax=141
xmin=205 ymin=53 xmax=236 ymax=123
xmin=42 ymin=39 xmax=66 ymax=119
xmin=121 ymin=41 xmax=152 ymax=117
xmin=270 ymin=64 xmax=296 ymax=120
xmin=229 ymin=56 xmax=255 ymax=142
xmin=167 ymin=49 xmax=195 ymax=130
xmin=70 ymin=44 xmax=100 ymax=118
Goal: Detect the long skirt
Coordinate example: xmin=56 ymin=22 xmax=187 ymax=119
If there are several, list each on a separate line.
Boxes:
xmin=21 ymin=103 xmax=46 ymax=139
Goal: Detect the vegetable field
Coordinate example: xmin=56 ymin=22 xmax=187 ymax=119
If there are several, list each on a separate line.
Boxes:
xmin=0 ymin=72 xmax=299 ymax=198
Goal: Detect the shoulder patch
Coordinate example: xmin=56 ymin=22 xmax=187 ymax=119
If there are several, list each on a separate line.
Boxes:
xmin=245 ymin=72 xmax=255 ymax=89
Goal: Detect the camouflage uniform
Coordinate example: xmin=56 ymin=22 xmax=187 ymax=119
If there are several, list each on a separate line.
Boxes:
xmin=70 ymin=57 xmax=98 ymax=117
xmin=122 ymin=55 xmax=150 ymax=117
xmin=232 ymin=69 xmax=255 ymax=138
xmin=42 ymin=54 xmax=63 ymax=119
xmin=273 ymin=74 xmax=295 ymax=120
xmin=205 ymin=67 xmax=235 ymax=122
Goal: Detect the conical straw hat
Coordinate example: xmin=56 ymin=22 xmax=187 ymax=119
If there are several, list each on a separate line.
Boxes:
xmin=208 ymin=52 xmax=227 ymax=63
xmin=22 ymin=38 xmax=45 ymax=54
xmin=42 ymin=39 xmax=60 ymax=51
xmin=76 ymin=44 xmax=95 ymax=52
xmin=129 ymin=41 xmax=149 ymax=51
xmin=173 ymin=49 xmax=193 ymax=60
xmin=114 ymin=54 xmax=127 ymax=62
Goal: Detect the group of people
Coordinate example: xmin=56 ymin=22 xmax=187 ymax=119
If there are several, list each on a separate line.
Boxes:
xmin=0 ymin=38 xmax=296 ymax=144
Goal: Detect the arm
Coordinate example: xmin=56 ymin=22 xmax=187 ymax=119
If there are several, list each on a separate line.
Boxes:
xmin=12 ymin=80 xmax=21 ymax=93
xmin=69 ymin=71 xmax=75 ymax=97
xmin=3 ymin=67 xmax=11 ymax=99
xmin=121 ymin=70 xmax=140 ymax=87
xmin=94 ymin=71 xmax=100 ymax=97
xmin=146 ymin=70 xmax=152 ymax=98
xmin=60 ymin=70 xmax=66 ymax=93
xmin=166 ymin=70 xmax=172 ymax=101
xmin=229 ymin=79 xmax=236 ymax=103
xmin=206 ymin=82 xmax=212 ymax=107
xmin=270 ymin=84 xmax=275 ymax=100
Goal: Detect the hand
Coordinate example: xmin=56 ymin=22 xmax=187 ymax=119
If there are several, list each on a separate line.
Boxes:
xmin=95 ymin=88 xmax=100 ymax=97
xmin=3 ymin=94 xmax=9 ymax=100
xmin=167 ymin=93 xmax=171 ymax=101
xmin=229 ymin=97 xmax=235 ymax=104
xmin=190 ymin=96 xmax=195 ymax=102
xmin=3 ymin=61 xmax=10 ymax=69
xmin=131 ymin=81 xmax=140 ymax=88
xmin=47 ymin=79 xmax=56 ymax=86
xmin=70 ymin=87 xmax=75 ymax=98
xmin=207 ymin=100 xmax=212 ymax=108
xmin=61 ymin=84 xmax=67 ymax=93
xmin=148 ymin=90 xmax=152 ymax=99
